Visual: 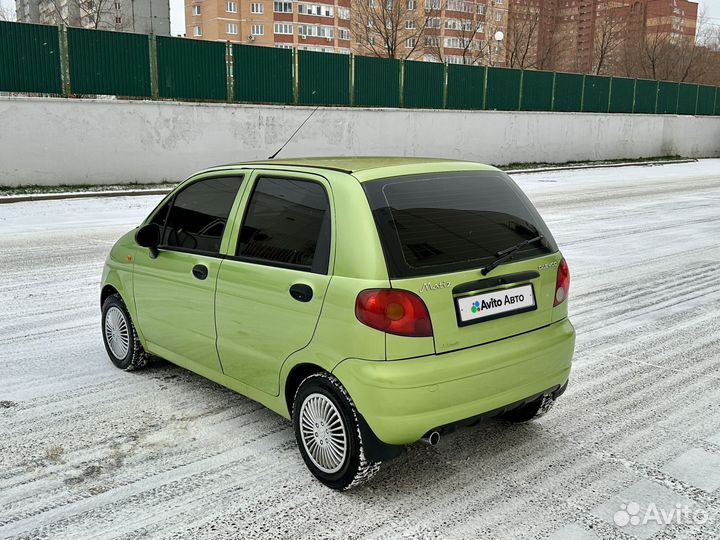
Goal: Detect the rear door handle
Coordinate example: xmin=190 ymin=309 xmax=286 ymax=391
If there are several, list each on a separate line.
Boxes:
xmin=192 ymin=264 xmax=209 ymax=280
xmin=289 ymin=283 xmax=313 ymax=302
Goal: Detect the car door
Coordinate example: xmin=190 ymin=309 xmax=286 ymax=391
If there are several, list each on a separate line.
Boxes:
xmin=215 ymin=171 xmax=333 ymax=396
xmin=133 ymin=175 xmax=246 ymax=372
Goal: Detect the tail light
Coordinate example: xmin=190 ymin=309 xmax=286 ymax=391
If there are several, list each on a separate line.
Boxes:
xmin=554 ymin=258 xmax=570 ymax=306
xmin=355 ymin=289 xmax=433 ymax=337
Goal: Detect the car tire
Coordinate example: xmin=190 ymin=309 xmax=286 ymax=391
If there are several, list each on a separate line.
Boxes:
xmin=101 ymin=293 xmax=149 ymax=372
xmin=292 ymin=372 xmax=381 ymax=490
xmin=501 ymin=395 xmax=556 ymax=423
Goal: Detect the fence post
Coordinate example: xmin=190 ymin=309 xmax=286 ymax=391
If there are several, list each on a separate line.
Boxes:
xmin=399 ymin=60 xmax=405 ymax=107
xmin=653 ymin=81 xmax=659 ymax=114
xmin=58 ymin=25 xmax=71 ymax=97
xmin=580 ymin=74 xmax=586 ymax=112
xmin=607 ymin=77 xmax=613 ymax=113
xmin=349 ymin=53 xmax=355 ymax=106
xmin=442 ymin=62 xmax=449 ymax=109
xmin=226 ymin=42 xmax=233 ymax=102
xmin=693 ymin=84 xmax=699 ymax=116
xmin=631 ymin=79 xmax=637 ymax=113
xmin=482 ymin=65 xmax=488 ymax=109
xmin=293 ymin=48 xmax=299 ymax=105
xmin=518 ymin=69 xmax=524 ymax=110
xmin=714 ymin=87 xmax=718 ymax=116
xmin=148 ymin=34 xmax=159 ymax=99
xmin=550 ymin=72 xmax=556 ymax=111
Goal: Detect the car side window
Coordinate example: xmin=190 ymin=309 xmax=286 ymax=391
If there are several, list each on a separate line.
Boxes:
xmin=158 ymin=176 xmax=244 ymax=255
xmin=236 ymin=177 xmax=331 ymax=274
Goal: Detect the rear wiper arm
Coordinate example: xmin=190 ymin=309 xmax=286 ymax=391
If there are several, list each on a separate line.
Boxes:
xmin=481 ymin=235 xmax=544 ymax=276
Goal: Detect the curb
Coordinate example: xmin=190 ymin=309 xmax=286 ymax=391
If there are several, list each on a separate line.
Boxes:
xmin=0 ymin=188 xmax=172 ymax=204
xmin=0 ymin=158 xmax=699 ymax=203
xmin=505 ymin=158 xmax=697 ymax=175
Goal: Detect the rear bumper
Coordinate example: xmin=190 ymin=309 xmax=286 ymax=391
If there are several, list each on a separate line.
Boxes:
xmin=332 ymin=318 xmax=575 ymax=446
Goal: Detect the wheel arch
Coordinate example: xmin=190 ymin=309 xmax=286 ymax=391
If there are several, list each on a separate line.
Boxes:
xmin=283 ymin=362 xmax=327 ymax=417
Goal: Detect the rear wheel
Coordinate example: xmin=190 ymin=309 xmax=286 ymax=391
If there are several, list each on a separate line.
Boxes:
xmin=101 ymin=293 xmax=149 ymax=371
xmin=292 ymin=372 xmax=380 ymax=490
xmin=501 ymin=394 xmax=555 ymax=423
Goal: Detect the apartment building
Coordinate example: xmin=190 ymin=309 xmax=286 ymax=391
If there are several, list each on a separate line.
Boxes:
xmin=15 ymin=0 xmax=170 ymax=34
xmin=185 ymin=0 xmax=506 ymax=63
xmin=186 ymin=0 xmax=352 ymax=53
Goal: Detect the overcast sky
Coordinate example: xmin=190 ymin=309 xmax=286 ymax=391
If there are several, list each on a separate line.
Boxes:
xmin=1 ymin=0 xmax=719 ymax=38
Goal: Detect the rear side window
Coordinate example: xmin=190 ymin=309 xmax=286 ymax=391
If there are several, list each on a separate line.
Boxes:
xmin=158 ymin=176 xmax=244 ymax=254
xmin=236 ymin=177 xmax=331 ymax=274
xmin=363 ymin=171 xmax=558 ymax=278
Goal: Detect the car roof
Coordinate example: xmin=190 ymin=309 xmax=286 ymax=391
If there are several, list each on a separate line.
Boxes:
xmin=210 ymin=156 xmax=498 ymax=181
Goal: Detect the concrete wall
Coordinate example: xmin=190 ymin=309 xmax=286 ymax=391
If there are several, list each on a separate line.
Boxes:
xmin=1 ymin=96 xmax=719 ymax=186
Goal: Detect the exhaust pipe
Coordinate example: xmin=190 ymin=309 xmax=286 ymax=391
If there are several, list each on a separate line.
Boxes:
xmin=422 ymin=431 xmax=441 ymax=446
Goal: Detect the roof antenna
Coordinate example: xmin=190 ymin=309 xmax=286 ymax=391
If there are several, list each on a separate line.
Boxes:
xmin=268 ymin=91 xmax=320 ymax=160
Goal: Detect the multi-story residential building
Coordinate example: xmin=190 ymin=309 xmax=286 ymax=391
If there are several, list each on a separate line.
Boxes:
xmin=15 ymin=0 xmax=170 ymax=34
xmin=186 ymin=0 xmax=351 ymax=53
xmin=185 ymin=0 xmax=506 ymax=63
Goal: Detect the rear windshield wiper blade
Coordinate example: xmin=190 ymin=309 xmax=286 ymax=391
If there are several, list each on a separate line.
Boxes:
xmin=481 ymin=235 xmax=545 ymax=276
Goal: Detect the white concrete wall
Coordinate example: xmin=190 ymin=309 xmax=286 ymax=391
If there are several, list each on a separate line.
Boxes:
xmin=1 ymin=96 xmax=719 ymax=186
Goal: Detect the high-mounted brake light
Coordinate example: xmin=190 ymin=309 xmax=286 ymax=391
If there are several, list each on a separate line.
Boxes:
xmin=355 ymin=289 xmax=433 ymax=337
xmin=554 ymin=258 xmax=570 ymax=306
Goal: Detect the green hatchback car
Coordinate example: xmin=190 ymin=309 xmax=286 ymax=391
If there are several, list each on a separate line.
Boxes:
xmin=101 ymin=157 xmax=575 ymax=490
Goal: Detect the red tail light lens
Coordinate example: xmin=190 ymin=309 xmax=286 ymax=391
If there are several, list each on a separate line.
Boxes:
xmin=355 ymin=289 xmax=433 ymax=337
xmin=554 ymin=258 xmax=570 ymax=306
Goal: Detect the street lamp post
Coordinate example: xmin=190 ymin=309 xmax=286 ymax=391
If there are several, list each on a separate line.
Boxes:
xmin=494 ymin=30 xmax=504 ymax=67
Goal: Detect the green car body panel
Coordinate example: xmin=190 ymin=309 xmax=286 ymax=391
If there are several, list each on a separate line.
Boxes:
xmin=101 ymin=157 xmax=575 ymax=447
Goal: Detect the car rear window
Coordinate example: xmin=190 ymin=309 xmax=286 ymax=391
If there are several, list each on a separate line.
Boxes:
xmin=363 ymin=171 xmax=558 ymax=278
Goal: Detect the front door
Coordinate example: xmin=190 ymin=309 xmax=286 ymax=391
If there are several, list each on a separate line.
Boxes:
xmin=133 ymin=175 xmax=245 ymax=372
xmin=215 ymin=172 xmax=333 ymax=396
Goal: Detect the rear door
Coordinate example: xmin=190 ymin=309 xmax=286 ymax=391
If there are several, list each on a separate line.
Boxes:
xmin=215 ymin=171 xmax=333 ymax=396
xmin=363 ymin=170 xmax=561 ymax=355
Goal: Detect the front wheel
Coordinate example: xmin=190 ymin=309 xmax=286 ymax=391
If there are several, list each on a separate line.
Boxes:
xmin=292 ymin=372 xmax=381 ymax=490
xmin=101 ymin=293 xmax=149 ymax=371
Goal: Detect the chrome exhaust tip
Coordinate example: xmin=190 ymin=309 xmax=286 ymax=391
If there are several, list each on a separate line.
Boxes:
xmin=422 ymin=431 xmax=441 ymax=446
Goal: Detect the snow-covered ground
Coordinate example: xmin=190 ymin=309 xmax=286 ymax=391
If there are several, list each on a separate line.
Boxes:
xmin=2 ymin=160 xmax=720 ymax=539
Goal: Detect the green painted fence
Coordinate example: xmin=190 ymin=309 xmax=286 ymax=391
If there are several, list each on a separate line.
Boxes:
xmin=298 ymin=50 xmax=350 ymax=106
xmin=354 ymin=55 xmax=401 ymax=108
xmin=157 ymin=36 xmax=227 ymax=101
xmin=446 ymin=64 xmax=485 ymax=110
xmin=403 ymin=60 xmax=444 ymax=109
xmin=1 ymin=21 xmax=720 ymax=116
xmin=0 ymin=21 xmax=62 ymax=94
xmin=233 ymin=44 xmax=293 ymax=104
xmin=67 ymin=27 xmax=151 ymax=97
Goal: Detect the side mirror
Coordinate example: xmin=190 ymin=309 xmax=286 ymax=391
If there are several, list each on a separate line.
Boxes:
xmin=135 ymin=223 xmax=161 ymax=258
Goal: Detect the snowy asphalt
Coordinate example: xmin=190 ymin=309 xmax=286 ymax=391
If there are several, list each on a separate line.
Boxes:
xmin=2 ymin=160 xmax=720 ymax=539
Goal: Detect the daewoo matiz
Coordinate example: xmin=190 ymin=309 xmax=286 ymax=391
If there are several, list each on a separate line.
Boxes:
xmin=101 ymin=157 xmax=575 ymax=490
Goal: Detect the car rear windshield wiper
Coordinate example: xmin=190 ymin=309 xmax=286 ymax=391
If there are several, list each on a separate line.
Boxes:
xmin=481 ymin=235 xmax=545 ymax=276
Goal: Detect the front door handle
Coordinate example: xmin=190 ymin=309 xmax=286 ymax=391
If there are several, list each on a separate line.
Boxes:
xmin=289 ymin=283 xmax=313 ymax=302
xmin=192 ymin=264 xmax=209 ymax=280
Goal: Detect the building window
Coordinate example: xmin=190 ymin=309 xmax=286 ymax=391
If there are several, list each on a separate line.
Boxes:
xmin=273 ymin=1 xmax=292 ymax=11
xmin=193 ymin=25 xmax=202 ymax=36
xmin=192 ymin=4 xmax=200 ymax=15
xmin=425 ymin=35 xmax=439 ymax=46
xmin=338 ymin=27 xmax=349 ymax=39
xmin=405 ymin=20 xmax=416 ymax=29
xmin=226 ymin=1 xmax=237 ymax=12
xmin=495 ymin=11 xmax=502 ymax=21
xmin=227 ymin=22 xmax=238 ymax=34
xmin=114 ymin=1 xmax=121 ymax=9
xmin=405 ymin=37 xmax=416 ymax=48
xmin=407 ymin=0 xmax=416 ymax=9
xmin=298 ymin=3 xmax=333 ymax=16
xmin=477 ymin=4 xmax=485 ymax=14
xmin=274 ymin=22 xmax=293 ymax=34
xmin=251 ymin=24 xmax=264 ymax=35
xmin=251 ymin=2 xmax=263 ymax=12
xmin=115 ymin=15 xmax=122 ymax=23
xmin=427 ymin=16 xmax=440 ymax=27
xmin=338 ymin=6 xmax=350 ymax=19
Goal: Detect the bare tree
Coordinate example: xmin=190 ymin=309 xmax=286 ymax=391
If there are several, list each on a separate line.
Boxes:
xmin=592 ymin=0 xmax=625 ymax=75
xmin=0 ymin=5 xmax=16 ymax=20
xmin=505 ymin=2 xmax=542 ymax=69
xmin=351 ymin=0 xmax=444 ymax=59
xmin=429 ymin=13 xmax=490 ymax=65
xmin=44 ymin=0 xmax=128 ymax=30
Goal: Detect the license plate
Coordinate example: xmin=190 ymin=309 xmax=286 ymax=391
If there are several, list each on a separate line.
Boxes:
xmin=455 ymin=283 xmax=536 ymax=326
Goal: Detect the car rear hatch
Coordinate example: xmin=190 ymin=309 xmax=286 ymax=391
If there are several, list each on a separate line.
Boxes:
xmin=362 ymin=169 xmax=562 ymax=356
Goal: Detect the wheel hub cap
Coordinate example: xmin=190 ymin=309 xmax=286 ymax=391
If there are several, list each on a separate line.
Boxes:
xmin=299 ymin=393 xmax=347 ymax=474
xmin=104 ymin=306 xmax=130 ymax=359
